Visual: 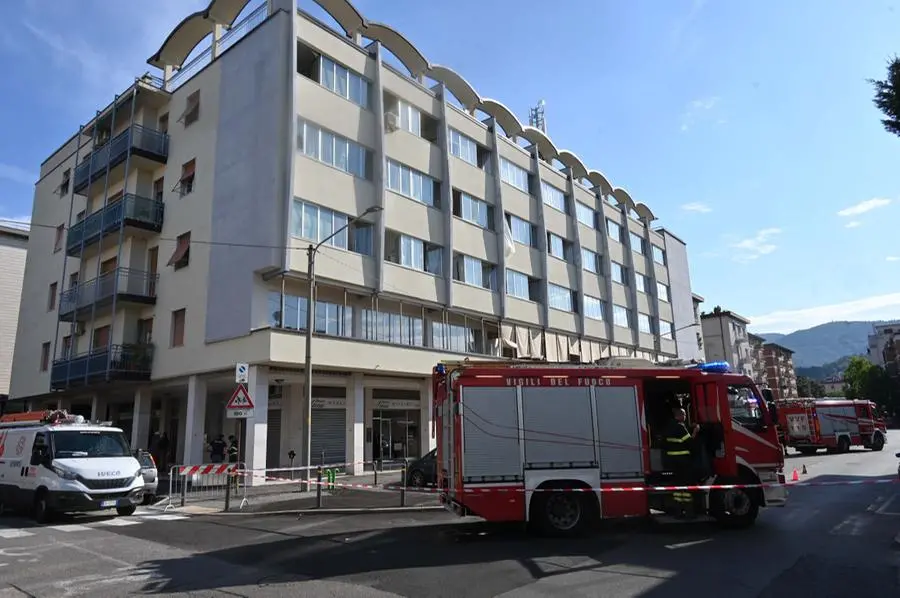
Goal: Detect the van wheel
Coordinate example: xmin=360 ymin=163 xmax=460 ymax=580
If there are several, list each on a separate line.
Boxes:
xmin=531 ymin=490 xmax=591 ymax=537
xmin=116 ymin=505 xmax=137 ymax=517
xmin=871 ymin=434 xmax=885 ymax=452
xmin=33 ymin=492 xmax=53 ymax=524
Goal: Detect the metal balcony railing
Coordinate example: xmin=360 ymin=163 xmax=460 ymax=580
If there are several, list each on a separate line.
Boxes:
xmin=73 ymin=125 xmax=169 ymax=193
xmin=66 ymin=194 xmax=164 ymax=255
xmin=50 ymin=343 xmax=154 ymax=390
xmin=58 ymin=267 xmax=158 ymax=320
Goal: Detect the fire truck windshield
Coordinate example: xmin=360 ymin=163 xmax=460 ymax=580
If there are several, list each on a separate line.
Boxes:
xmin=727 ymin=385 xmax=766 ymax=429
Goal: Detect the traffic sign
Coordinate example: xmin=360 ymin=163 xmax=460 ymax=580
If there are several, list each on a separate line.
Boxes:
xmin=235 ymin=362 xmax=249 ymax=384
xmin=226 ymin=384 xmax=254 ymax=419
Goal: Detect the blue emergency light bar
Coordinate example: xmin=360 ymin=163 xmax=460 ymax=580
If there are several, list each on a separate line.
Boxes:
xmin=686 ymin=361 xmax=732 ymax=373
xmin=435 ymin=363 xmax=447 ymax=375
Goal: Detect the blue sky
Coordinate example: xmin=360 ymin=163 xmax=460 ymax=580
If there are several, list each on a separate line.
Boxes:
xmin=2 ymin=0 xmax=900 ymax=334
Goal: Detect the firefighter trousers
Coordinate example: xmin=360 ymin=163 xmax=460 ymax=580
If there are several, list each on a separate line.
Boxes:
xmin=669 ymin=460 xmax=695 ymax=508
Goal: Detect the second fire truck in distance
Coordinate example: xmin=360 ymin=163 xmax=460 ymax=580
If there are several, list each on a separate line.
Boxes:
xmin=777 ymin=398 xmax=887 ymax=455
xmin=433 ymin=358 xmax=787 ymax=536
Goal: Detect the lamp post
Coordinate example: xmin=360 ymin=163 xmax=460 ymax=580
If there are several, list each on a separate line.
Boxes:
xmin=304 ymin=205 xmax=382 ymax=490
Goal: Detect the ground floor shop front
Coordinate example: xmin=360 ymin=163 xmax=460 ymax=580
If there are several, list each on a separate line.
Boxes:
xmin=19 ymin=366 xmax=435 ymax=482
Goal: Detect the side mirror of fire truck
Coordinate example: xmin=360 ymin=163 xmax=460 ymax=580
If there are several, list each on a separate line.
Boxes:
xmin=761 ymin=388 xmax=777 ymax=422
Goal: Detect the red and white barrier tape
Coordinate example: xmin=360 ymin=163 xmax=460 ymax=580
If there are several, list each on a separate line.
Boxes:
xmin=177 ymin=464 xmax=240 ymax=476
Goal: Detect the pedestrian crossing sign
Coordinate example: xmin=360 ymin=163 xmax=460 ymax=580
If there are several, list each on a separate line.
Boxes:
xmin=226 ymin=384 xmax=255 ymax=417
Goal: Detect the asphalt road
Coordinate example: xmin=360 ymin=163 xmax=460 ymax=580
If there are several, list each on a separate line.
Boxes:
xmin=0 ymin=447 xmax=898 ymax=597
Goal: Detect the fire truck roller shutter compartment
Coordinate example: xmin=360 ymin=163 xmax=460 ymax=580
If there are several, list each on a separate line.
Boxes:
xmin=460 ymin=386 xmax=522 ymax=484
xmin=593 ymin=385 xmax=646 ymax=517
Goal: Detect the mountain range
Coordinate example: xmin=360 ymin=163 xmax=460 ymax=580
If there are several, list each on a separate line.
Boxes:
xmin=757 ymin=321 xmax=878 ymax=369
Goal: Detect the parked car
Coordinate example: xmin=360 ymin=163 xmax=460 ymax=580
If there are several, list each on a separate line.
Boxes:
xmin=405 ymin=449 xmax=437 ymax=488
xmin=135 ymin=449 xmax=158 ymax=504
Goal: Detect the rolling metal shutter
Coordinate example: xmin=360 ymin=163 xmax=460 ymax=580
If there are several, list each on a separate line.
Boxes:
xmin=266 ymin=409 xmax=282 ymax=469
xmin=311 ymin=409 xmax=346 ymax=469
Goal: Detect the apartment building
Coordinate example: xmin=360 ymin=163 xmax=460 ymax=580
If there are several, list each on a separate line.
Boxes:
xmin=0 ymin=224 xmax=28 ymax=402
xmin=9 ymin=0 xmax=699 ymax=478
xmin=700 ymin=307 xmax=754 ymax=378
xmin=867 ymin=321 xmax=900 ymax=368
xmin=747 ymin=333 xmax=767 ymax=387
xmin=763 ymin=342 xmax=797 ymax=400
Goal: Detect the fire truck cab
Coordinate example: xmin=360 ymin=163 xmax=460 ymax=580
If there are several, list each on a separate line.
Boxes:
xmin=434 ymin=359 xmax=786 ymax=536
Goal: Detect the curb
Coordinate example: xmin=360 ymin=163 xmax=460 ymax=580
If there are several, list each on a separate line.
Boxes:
xmin=207 ymin=505 xmax=446 ymax=517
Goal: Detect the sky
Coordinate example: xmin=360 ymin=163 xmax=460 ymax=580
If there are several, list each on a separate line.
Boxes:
xmin=1 ymin=0 xmax=900 ymax=335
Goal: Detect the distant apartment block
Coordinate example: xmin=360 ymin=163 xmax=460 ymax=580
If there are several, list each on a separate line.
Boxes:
xmin=868 ymin=321 xmax=900 ymax=371
xmin=0 ymin=224 xmax=28 ymax=400
xmin=823 ymin=375 xmax=844 ymax=395
xmin=700 ymin=306 xmax=754 ymax=378
xmin=747 ymin=333 xmax=767 ymax=386
xmin=763 ymin=342 xmax=797 ymax=400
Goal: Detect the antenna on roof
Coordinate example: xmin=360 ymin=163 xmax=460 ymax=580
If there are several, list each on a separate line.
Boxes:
xmin=528 ymin=99 xmax=546 ymax=134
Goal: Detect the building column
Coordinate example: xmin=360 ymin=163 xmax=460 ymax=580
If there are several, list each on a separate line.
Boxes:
xmin=420 ymin=379 xmax=434 ymax=456
xmin=56 ymin=398 xmax=71 ymax=412
xmin=132 ymin=387 xmax=152 ymax=451
xmin=346 ymin=374 xmax=365 ymax=474
xmin=90 ymin=395 xmax=104 ymax=422
xmin=210 ymin=23 xmax=225 ymax=59
xmin=245 ymin=365 xmax=269 ymax=484
xmin=183 ymin=376 xmax=207 ymax=464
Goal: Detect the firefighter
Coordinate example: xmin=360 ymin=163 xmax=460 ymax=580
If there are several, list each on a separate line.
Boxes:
xmin=664 ymin=406 xmax=701 ymax=517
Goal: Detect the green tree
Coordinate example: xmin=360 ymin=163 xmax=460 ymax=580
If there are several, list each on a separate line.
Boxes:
xmin=869 ymin=56 xmax=900 ymax=137
xmin=842 ymin=356 xmax=896 ymax=413
xmin=797 ymin=376 xmax=826 ymax=398
xmin=809 ymin=379 xmax=826 ymax=398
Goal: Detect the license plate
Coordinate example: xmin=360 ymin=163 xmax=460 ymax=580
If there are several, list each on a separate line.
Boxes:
xmin=100 ymin=500 xmax=117 ymax=508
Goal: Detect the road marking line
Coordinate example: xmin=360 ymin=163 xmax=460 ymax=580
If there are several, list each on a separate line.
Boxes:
xmin=140 ymin=514 xmax=188 ymax=521
xmin=875 ymin=494 xmax=900 ymax=516
xmin=92 ymin=518 xmax=141 ymax=527
xmin=47 ymin=524 xmax=93 ymax=532
xmin=0 ymin=530 xmax=34 ymax=539
xmin=665 ymin=538 xmax=713 ymax=550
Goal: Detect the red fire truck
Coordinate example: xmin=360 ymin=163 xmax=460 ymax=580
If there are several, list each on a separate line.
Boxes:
xmin=777 ymin=398 xmax=887 ymax=455
xmin=433 ymin=359 xmax=787 ymax=535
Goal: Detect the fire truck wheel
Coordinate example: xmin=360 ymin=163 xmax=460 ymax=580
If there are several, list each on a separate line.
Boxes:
xmin=531 ymin=490 xmax=593 ymax=537
xmin=710 ymin=479 xmax=759 ymax=529
xmin=838 ymin=436 xmax=851 ymax=453
xmin=871 ymin=434 xmax=885 ymax=452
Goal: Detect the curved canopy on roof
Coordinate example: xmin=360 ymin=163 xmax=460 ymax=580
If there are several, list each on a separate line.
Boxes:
xmin=586 ymin=170 xmax=614 ymax=196
xmin=520 ymin=126 xmax=559 ymax=160
xmin=364 ymin=22 xmax=429 ymax=77
xmin=427 ymin=65 xmax=480 ymax=111
xmin=313 ymin=0 xmax=366 ymax=36
xmin=148 ymin=0 xmax=249 ymax=69
xmin=634 ymin=203 xmax=656 ymax=222
xmin=479 ymin=98 xmax=523 ymax=137
xmin=556 ymin=150 xmax=588 ymax=179
xmin=611 ymin=187 xmax=635 ymax=211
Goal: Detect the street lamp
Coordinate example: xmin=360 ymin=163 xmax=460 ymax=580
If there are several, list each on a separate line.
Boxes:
xmin=304 ymin=205 xmax=382 ymax=490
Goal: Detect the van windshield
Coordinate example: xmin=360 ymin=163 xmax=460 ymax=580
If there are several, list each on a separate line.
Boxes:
xmin=51 ymin=430 xmax=131 ymax=458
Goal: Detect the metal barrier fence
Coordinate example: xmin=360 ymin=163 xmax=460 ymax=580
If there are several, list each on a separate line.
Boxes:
xmin=150 ymin=462 xmax=247 ymax=512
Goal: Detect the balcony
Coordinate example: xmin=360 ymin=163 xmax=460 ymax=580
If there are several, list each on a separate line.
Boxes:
xmin=50 ymin=344 xmax=154 ymax=390
xmin=72 ymin=125 xmax=169 ymax=194
xmin=58 ymin=268 xmax=158 ymax=322
xmin=66 ymin=194 xmax=164 ymax=256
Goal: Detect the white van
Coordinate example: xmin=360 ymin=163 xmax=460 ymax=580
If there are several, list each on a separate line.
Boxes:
xmin=0 ymin=410 xmax=146 ymax=523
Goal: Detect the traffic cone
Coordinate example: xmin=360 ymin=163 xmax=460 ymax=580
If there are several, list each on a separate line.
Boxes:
xmin=791 ymin=468 xmax=799 ymax=482
xmin=802 ymin=464 xmax=807 ymax=475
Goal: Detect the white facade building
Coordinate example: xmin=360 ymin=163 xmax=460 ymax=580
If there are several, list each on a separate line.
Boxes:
xmin=1 ymin=224 xmax=28 ymax=400
xmin=9 ymin=0 xmax=700 ymax=479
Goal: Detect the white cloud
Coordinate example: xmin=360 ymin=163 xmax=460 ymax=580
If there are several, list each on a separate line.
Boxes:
xmin=750 ymin=292 xmax=900 ymax=334
xmin=681 ymin=202 xmax=712 ymax=213
xmin=680 ymin=96 xmax=721 ymax=132
xmin=0 ymin=163 xmax=36 ymax=186
xmin=836 ymin=198 xmax=892 ymax=218
xmin=887 ymin=256 xmax=900 ymax=262
xmin=844 ymin=220 xmax=861 ymax=229
xmin=729 ymin=228 xmax=782 ymax=263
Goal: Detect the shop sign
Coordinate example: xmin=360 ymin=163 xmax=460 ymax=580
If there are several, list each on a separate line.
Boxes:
xmin=372 ymin=399 xmax=420 ymax=411
xmin=312 ymin=397 xmax=346 ymax=409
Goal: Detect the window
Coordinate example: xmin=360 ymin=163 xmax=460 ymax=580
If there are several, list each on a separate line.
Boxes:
xmin=396 ymin=99 xmax=422 ymax=136
xmin=606 ymin=219 xmax=622 ymax=243
xmin=660 ymin=319 xmax=675 ymax=339
xmin=575 ymin=202 xmax=595 ymax=227
xmin=320 ymin=56 xmax=370 ymax=107
xmin=290 ymin=199 xmax=373 ymax=255
xmin=541 ymin=181 xmax=567 ymax=212
xmin=61 ymin=335 xmax=72 ymax=358
xmin=506 ymin=214 xmax=535 ymax=246
xmin=58 ymin=169 xmax=70 ymax=196
xmin=548 ymin=283 xmax=575 ymax=312
xmin=630 ymin=232 xmax=645 ymax=254
xmin=298 ymin=119 xmax=370 ymax=179
xmin=505 ymin=269 xmax=532 ymax=300
xmin=584 ymin=295 xmax=604 ymax=320
xmin=652 ymin=245 xmax=667 ymax=265
xmin=452 ymin=191 xmax=493 ymax=229
xmin=727 ymin=385 xmax=765 ymax=429
xmin=40 ymin=342 xmax=51 ymax=371
xmin=547 ymin=232 xmax=571 ymax=261
xmin=360 ymin=309 xmax=421 ymax=345
xmin=449 ymin=129 xmax=477 ymax=165
xmin=637 ymin=313 xmax=653 ymax=334
xmin=635 ymin=273 xmax=650 ymax=294
xmin=171 ymin=309 xmax=186 ymax=347
xmin=167 ymin=232 xmax=191 ymax=270
xmin=432 ymin=322 xmax=479 ymax=353
xmin=454 ymin=254 xmax=496 ymax=290
xmin=182 ymin=90 xmax=200 ymax=126
xmin=610 ymin=261 xmax=627 ymax=285
xmin=54 ymin=224 xmax=64 ymax=252
xmin=500 ymin=157 xmax=530 ymax=193
xmin=581 ymin=248 xmax=600 ymax=273
xmin=153 ymin=177 xmax=164 ymax=202
xmin=47 ymin=282 xmax=57 ymax=311
xmin=178 ymin=159 xmax=195 ymax=196
xmin=657 ymin=282 xmax=670 ymax=302
xmin=386 ymin=232 xmax=442 ymax=275
xmin=91 ymin=325 xmax=110 ymax=351
xmin=68 ymin=272 xmax=78 ymax=288
xmin=158 ymin=113 xmax=169 ymax=133
xmin=613 ymin=304 xmax=630 ymax=328
xmin=386 ymin=159 xmax=439 ymax=207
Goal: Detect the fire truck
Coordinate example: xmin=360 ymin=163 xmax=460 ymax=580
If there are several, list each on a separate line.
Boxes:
xmin=777 ymin=398 xmax=887 ymax=455
xmin=433 ymin=358 xmax=787 ymax=536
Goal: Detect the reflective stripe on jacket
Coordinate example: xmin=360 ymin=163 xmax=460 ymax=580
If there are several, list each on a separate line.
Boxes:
xmin=664 ymin=421 xmax=692 ymax=457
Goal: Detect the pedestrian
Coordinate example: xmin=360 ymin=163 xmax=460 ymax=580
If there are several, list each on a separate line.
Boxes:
xmin=209 ymin=434 xmax=227 ymax=463
xmin=663 ymin=406 xmax=701 ymax=517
